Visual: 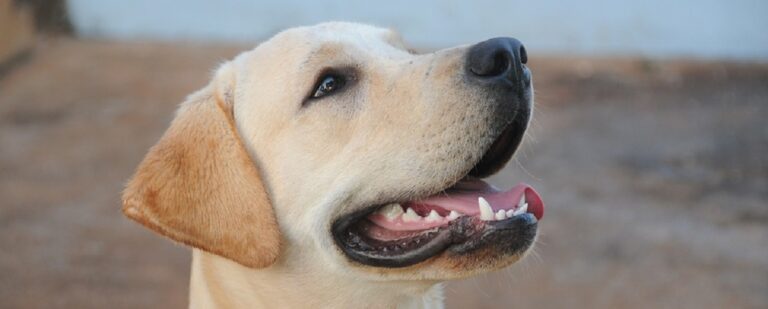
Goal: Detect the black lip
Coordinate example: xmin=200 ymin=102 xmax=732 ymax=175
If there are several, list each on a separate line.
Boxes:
xmin=450 ymin=214 xmax=538 ymax=256
xmin=332 ymin=210 xmax=538 ymax=268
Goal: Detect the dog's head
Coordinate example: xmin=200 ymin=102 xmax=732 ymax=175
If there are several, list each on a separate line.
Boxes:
xmin=123 ymin=22 xmax=543 ymax=281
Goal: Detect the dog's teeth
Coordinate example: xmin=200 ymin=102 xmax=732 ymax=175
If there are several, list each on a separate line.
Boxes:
xmin=425 ymin=210 xmax=442 ymax=222
xmin=478 ymin=197 xmax=494 ymax=221
xmin=378 ymin=203 xmax=404 ymax=220
xmin=513 ymin=203 xmax=528 ymax=216
xmin=518 ymin=195 xmax=526 ymax=208
xmin=402 ymin=207 xmax=422 ymax=222
xmin=506 ymin=209 xmax=515 ymax=218
xmin=530 ymin=215 xmax=538 ymax=224
xmin=447 ymin=211 xmax=460 ymax=221
xmin=495 ymin=209 xmax=506 ymax=220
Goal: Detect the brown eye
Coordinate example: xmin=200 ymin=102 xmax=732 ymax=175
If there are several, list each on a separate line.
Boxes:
xmin=312 ymin=74 xmax=346 ymax=98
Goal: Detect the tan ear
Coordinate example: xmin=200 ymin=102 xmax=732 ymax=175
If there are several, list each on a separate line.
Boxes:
xmin=122 ymin=65 xmax=280 ymax=268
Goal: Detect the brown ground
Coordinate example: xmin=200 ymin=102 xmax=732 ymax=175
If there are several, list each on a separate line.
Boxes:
xmin=1 ymin=39 xmax=766 ymax=309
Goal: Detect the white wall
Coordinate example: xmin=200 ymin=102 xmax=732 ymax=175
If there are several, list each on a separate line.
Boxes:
xmin=68 ymin=0 xmax=768 ymax=60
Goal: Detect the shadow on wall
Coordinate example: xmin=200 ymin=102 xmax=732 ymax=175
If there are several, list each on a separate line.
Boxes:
xmin=1 ymin=0 xmax=72 ymax=77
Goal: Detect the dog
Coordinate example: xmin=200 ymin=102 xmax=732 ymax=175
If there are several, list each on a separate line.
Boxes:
xmin=122 ymin=22 xmax=544 ymax=308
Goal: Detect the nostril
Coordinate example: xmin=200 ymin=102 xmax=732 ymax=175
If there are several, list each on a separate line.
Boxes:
xmin=519 ymin=45 xmax=528 ymax=64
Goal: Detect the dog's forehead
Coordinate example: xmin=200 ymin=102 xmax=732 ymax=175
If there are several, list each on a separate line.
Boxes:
xmin=278 ymin=22 xmax=409 ymax=57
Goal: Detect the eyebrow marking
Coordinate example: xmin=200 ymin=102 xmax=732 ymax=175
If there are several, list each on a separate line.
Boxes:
xmin=301 ymin=49 xmax=320 ymax=67
xmin=301 ymin=43 xmax=346 ymax=67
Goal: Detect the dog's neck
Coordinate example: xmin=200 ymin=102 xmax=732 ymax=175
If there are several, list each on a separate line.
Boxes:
xmin=189 ymin=250 xmax=445 ymax=309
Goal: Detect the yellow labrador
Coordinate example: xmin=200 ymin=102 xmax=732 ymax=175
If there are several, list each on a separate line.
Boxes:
xmin=122 ymin=22 xmax=544 ymax=308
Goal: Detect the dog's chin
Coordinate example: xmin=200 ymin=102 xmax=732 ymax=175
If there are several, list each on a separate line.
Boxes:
xmin=331 ymin=112 xmax=544 ymax=271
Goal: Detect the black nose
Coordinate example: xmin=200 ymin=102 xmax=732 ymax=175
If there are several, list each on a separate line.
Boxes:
xmin=466 ymin=37 xmax=530 ymax=88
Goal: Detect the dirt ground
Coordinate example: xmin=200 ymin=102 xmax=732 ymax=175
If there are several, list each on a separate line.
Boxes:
xmin=1 ymin=39 xmax=766 ymax=309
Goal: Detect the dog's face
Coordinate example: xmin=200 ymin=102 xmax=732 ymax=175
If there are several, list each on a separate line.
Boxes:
xmin=123 ymin=22 xmax=543 ymax=282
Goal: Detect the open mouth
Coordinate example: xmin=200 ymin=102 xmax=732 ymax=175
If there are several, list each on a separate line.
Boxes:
xmin=332 ymin=117 xmax=545 ymax=268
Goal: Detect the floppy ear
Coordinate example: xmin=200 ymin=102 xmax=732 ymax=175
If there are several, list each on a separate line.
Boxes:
xmin=122 ymin=64 xmax=281 ymax=268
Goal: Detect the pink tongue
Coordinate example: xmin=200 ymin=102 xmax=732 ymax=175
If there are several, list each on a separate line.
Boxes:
xmin=418 ymin=182 xmax=544 ymax=219
xmin=367 ymin=182 xmax=544 ymax=232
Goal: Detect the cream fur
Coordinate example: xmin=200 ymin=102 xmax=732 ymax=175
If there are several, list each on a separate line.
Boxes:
xmin=123 ymin=22 xmax=534 ymax=308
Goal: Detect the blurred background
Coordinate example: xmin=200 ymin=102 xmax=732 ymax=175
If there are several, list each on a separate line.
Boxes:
xmin=1 ymin=0 xmax=766 ymax=308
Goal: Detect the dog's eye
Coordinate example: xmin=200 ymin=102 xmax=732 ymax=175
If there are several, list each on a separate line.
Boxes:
xmin=311 ymin=74 xmax=346 ymax=99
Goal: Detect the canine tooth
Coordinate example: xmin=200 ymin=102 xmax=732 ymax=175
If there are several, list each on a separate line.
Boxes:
xmin=378 ymin=203 xmax=404 ymax=220
xmin=478 ymin=197 xmax=494 ymax=221
xmin=425 ymin=210 xmax=442 ymax=222
xmin=447 ymin=211 xmax=460 ymax=221
xmin=513 ymin=203 xmax=528 ymax=216
xmin=495 ymin=209 xmax=506 ymax=220
xmin=518 ymin=195 xmax=526 ymax=208
xmin=402 ymin=207 xmax=422 ymax=222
